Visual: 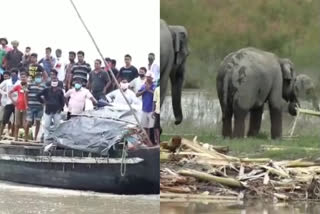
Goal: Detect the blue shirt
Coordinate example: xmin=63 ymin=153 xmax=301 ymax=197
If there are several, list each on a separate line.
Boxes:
xmin=138 ymin=83 xmax=155 ymax=112
xmin=39 ymin=56 xmax=56 ymax=74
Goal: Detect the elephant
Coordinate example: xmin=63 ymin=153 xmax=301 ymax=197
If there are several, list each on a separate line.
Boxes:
xmin=294 ymin=74 xmax=319 ymax=111
xmin=160 ymin=19 xmax=189 ymax=125
xmin=216 ymin=47 xmax=299 ymax=139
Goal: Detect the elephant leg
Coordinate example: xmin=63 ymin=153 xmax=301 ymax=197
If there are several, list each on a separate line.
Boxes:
xmin=233 ymin=108 xmax=248 ymax=138
xmin=222 ymin=108 xmax=233 ymax=138
xmin=269 ymin=105 xmax=282 ymax=139
xmin=247 ymin=106 xmax=264 ymax=137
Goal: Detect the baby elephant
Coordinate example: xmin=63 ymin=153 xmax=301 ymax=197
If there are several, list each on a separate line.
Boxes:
xmin=216 ymin=47 xmax=299 ymax=139
xmin=294 ymin=74 xmax=320 ymax=111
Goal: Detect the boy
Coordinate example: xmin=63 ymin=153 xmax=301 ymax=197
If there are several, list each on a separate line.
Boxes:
xmin=9 ymin=72 xmax=28 ymax=141
xmin=25 ymin=72 xmax=45 ymax=141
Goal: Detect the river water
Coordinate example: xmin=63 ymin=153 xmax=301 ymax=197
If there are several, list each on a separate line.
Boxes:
xmin=0 ymin=181 xmax=159 ymax=214
xmin=160 ymin=201 xmax=320 ymax=214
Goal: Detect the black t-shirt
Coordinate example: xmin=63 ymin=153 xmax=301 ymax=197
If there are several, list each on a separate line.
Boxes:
xmin=89 ymin=70 xmax=109 ymax=93
xmin=119 ymin=65 xmax=138 ymax=82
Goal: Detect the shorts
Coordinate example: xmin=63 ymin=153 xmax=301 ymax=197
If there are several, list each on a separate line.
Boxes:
xmin=141 ymin=112 xmax=155 ymax=129
xmin=15 ymin=109 xmax=26 ymax=127
xmin=27 ymin=107 xmax=43 ymax=123
xmin=3 ymin=104 xmax=15 ymax=125
xmin=154 ymin=113 xmax=160 ymax=129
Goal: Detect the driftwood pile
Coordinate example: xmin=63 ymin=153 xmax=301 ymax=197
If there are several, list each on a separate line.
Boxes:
xmin=160 ymin=137 xmax=320 ymax=203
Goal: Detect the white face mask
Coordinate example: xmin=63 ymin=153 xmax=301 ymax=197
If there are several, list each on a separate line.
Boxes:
xmin=51 ymin=81 xmax=58 ymax=87
xmin=120 ymin=82 xmax=129 ymax=90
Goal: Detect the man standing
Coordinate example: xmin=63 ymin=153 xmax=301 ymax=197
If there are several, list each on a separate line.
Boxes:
xmin=153 ymin=79 xmax=160 ymax=145
xmin=119 ymin=54 xmax=138 ymax=82
xmin=22 ymin=47 xmax=32 ymax=70
xmin=136 ymin=72 xmax=156 ymax=143
xmin=9 ymin=72 xmax=28 ymax=141
xmin=65 ymin=79 xmax=97 ymax=120
xmin=147 ymin=53 xmax=160 ymax=83
xmin=25 ymin=73 xmax=45 ymax=141
xmin=106 ymin=79 xmax=139 ymax=106
xmin=129 ymin=67 xmax=146 ymax=93
xmin=45 ymin=69 xmax=64 ymax=89
xmin=69 ymin=51 xmax=91 ymax=89
xmin=64 ymin=51 xmax=76 ymax=91
xmin=0 ymin=72 xmax=12 ymax=130
xmin=54 ymin=49 xmax=66 ymax=83
xmin=39 ymin=47 xmax=56 ymax=77
xmin=37 ymin=80 xmax=65 ymax=140
xmin=4 ymin=40 xmax=23 ymax=71
xmin=28 ymin=53 xmax=47 ymax=82
xmin=88 ymin=59 xmax=110 ymax=101
xmin=0 ymin=69 xmax=20 ymax=137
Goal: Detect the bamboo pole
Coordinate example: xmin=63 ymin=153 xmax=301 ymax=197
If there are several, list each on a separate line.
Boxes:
xmin=179 ymin=169 xmax=244 ymax=188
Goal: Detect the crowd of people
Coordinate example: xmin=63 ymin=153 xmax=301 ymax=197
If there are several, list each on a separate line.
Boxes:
xmin=0 ymin=37 xmax=160 ymax=145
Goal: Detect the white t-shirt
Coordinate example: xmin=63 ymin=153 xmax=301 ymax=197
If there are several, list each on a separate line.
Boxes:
xmin=54 ymin=57 xmax=66 ymax=82
xmin=129 ymin=77 xmax=146 ymax=94
xmin=0 ymin=79 xmax=21 ymax=106
xmin=148 ymin=62 xmax=160 ymax=82
xmin=106 ymin=89 xmax=140 ymax=106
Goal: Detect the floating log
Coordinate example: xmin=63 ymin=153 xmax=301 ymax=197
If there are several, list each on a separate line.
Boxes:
xmin=160 ymin=193 xmax=238 ymax=200
xmin=160 ymin=185 xmax=191 ymax=193
xmin=179 ymin=169 xmax=244 ymax=188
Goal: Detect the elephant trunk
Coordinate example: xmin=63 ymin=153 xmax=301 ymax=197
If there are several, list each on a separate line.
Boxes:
xmin=171 ymin=65 xmax=184 ymax=125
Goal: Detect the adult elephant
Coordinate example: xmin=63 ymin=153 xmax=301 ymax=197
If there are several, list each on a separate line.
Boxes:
xmin=294 ymin=74 xmax=319 ymax=111
xmin=160 ymin=19 xmax=189 ymax=125
xmin=216 ymin=47 xmax=299 ymax=139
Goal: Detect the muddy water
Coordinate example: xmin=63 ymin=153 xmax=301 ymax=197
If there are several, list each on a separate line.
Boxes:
xmin=161 ymin=201 xmax=320 ymax=214
xmin=0 ymin=181 xmax=159 ymax=214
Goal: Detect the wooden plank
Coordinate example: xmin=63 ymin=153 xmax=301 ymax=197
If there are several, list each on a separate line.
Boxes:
xmin=0 ymin=154 xmax=144 ymax=164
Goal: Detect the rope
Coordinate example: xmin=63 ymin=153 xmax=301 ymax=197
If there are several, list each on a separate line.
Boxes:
xmin=69 ymin=0 xmax=152 ymax=145
xmin=120 ymin=142 xmax=128 ymax=177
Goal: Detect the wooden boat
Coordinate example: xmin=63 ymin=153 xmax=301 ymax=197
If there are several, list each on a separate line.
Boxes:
xmin=0 ymin=141 xmax=160 ymax=195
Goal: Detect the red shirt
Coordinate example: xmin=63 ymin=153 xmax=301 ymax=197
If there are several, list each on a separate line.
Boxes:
xmin=12 ymin=85 xmax=27 ymax=111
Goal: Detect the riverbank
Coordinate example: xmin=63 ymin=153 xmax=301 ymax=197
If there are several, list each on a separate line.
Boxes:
xmin=160 ymin=136 xmax=320 ymax=203
xmin=161 ymin=135 xmax=320 ymax=160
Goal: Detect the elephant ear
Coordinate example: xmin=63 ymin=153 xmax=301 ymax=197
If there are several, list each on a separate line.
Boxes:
xmin=279 ymin=58 xmax=295 ymax=80
xmin=169 ymin=26 xmax=189 ymax=65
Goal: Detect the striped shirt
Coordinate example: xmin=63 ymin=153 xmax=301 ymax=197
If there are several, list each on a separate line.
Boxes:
xmin=71 ymin=62 xmax=91 ymax=86
xmin=27 ymin=83 xmax=45 ymax=109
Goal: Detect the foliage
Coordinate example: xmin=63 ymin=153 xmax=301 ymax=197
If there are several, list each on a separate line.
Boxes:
xmin=161 ymin=0 xmax=320 ymax=89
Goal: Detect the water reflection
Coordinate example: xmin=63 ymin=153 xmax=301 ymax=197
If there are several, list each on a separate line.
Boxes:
xmin=160 ymin=201 xmax=320 ymax=214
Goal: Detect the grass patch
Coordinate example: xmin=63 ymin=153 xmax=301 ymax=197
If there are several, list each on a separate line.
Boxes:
xmin=161 ymin=134 xmax=320 ymax=160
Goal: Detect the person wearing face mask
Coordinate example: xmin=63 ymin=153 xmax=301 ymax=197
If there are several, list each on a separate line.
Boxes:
xmin=65 ymin=79 xmax=97 ymax=120
xmin=106 ymin=79 xmax=139 ymax=106
xmin=24 ymin=73 xmax=45 ymax=141
xmin=129 ymin=67 xmax=147 ymax=94
xmin=0 ymin=68 xmax=21 ymax=138
xmin=28 ymin=53 xmax=47 ymax=82
xmin=37 ymin=79 xmax=65 ymax=141
xmin=9 ymin=72 xmax=28 ymax=141
xmin=136 ymin=71 xmax=156 ymax=144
